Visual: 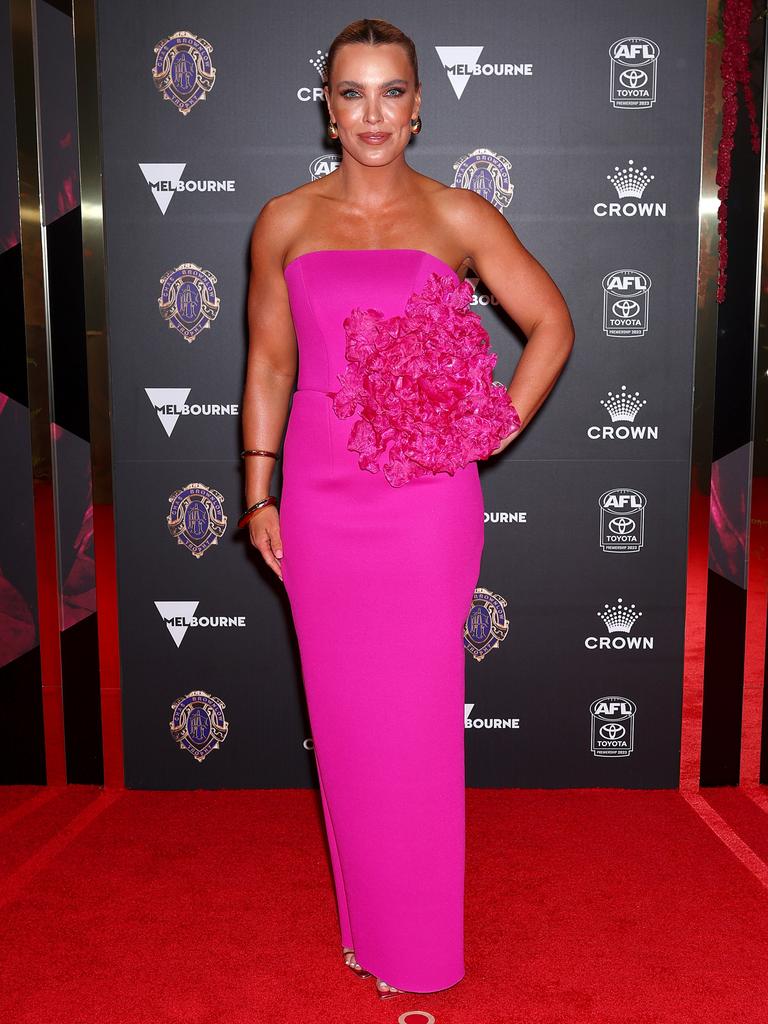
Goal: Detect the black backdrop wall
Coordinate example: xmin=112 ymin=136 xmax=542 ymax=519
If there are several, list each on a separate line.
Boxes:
xmin=94 ymin=1 xmax=709 ymax=788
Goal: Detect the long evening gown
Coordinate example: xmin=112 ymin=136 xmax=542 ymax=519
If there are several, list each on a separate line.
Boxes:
xmin=279 ymin=248 xmax=484 ymax=993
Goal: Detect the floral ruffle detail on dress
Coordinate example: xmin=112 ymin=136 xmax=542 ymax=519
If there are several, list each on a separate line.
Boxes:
xmin=329 ymin=270 xmax=522 ymax=487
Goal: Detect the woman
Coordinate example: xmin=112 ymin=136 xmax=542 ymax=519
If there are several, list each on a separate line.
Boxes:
xmin=240 ymin=18 xmax=574 ymax=999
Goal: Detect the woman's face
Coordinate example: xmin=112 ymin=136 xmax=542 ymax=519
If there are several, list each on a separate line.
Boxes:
xmin=325 ymin=43 xmax=421 ymax=164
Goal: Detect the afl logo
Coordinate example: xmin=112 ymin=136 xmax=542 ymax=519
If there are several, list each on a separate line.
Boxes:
xmin=602 ymin=269 xmax=651 ymax=338
xmin=158 ymin=263 xmax=220 ymax=342
xmin=170 ymin=690 xmax=229 ymax=762
xmin=167 ymin=482 xmax=227 ymax=558
xmin=152 ymin=32 xmax=216 ymax=115
xmin=609 ymin=37 xmax=660 ymax=109
xmin=309 ymin=154 xmax=341 ymax=179
xmin=599 ymin=487 xmax=646 ymax=553
xmin=464 ymin=587 xmax=509 ymax=662
xmin=590 ymin=696 xmax=636 ymax=757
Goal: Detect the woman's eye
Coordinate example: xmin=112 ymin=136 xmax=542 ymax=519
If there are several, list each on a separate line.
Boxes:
xmin=340 ymin=88 xmax=406 ymax=99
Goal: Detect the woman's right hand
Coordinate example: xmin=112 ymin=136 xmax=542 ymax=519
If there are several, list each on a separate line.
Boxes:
xmin=247 ymin=506 xmax=284 ymax=582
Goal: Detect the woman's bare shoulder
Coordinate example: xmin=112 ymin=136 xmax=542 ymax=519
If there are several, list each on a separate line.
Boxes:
xmin=251 ymin=179 xmax=327 ymax=266
xmin=426 ymin=178 xmax=495 ymax=224
xmin=254 ymin=179 xmax=321 ymax=230
xmin=431 ymin=180 xmax=520 ymax=259
xmin=407 ymin=172 xmax=499 ymax=265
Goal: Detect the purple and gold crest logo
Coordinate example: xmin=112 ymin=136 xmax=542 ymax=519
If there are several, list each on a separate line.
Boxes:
xmin=158 ymin=263 xmax=220 ymax=342
xmin=170 ymin=690 xmax=229 ymax=762
xmin=167 ymin=482 xmax=227 ymax=558
xmin=452 ymin=148 xmax=514 ymax=212
xmin=152 ymin=31 xmax=216 ymax=115
xmin=464 ymin=587 xmax=509 ymax=661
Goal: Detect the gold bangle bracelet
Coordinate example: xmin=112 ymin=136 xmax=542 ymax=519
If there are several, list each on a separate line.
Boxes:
xmin=241 ymin=449 xmax=279 ymax=459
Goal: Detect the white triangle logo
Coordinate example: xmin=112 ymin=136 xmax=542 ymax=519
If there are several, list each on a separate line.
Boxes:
xmin=435 ymin=46 xmax=484 ymax=99
xmin=145 ymin=387 xmax=191 ymax=437
xmin=139 ymin=163 xmax=186 ymax=214
xmin=465 ymin=703 xmax=475 ymax=724
xmin=155 ymin=601 xmax=199 ymax=648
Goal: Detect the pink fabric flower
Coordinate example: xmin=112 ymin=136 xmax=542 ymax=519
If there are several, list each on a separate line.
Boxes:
xmin=330 ymin=271 xmax=522 ymax=487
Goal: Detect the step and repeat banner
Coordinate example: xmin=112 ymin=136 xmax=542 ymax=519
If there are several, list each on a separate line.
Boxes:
xmin=96 ymin=0 xmax=708 ymax=788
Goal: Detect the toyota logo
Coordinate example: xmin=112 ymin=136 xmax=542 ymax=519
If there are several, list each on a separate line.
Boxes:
xmin=612 ymin=299 xmax=640 ymax=318
xmin=608 ymin=516 xmax=636 ymax=534
xmin=599 ymin=723 xmax=627 ymax=740
xmin=618 ymin=68 xmax=648 ymax=89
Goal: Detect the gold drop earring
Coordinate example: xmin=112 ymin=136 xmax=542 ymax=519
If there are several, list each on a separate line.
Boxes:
xmin=328 ymin=119 xmax=339 ymax=139
xmin=410 ymin=116 xmax=422 ymax=134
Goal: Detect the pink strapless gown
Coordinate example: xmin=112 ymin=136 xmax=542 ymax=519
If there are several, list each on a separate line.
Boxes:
xmin=280 ymin=248 xmax=484 ymax=993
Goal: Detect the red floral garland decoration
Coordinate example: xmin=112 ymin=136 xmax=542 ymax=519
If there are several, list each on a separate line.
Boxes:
xmin=716 ymin=0 xmax=761 ymax=302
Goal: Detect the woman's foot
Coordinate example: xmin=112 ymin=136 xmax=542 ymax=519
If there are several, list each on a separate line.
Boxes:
xmin=342 ymin=945 xmax=372 ymax=979
xmin=341 ymin=945 xmax=405 ymax=996
xmin=375 ymin=977 xmax=404 ymax=998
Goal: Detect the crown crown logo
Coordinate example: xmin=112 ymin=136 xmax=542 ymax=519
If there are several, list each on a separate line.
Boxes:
xmin=597 ymin=597 xmax=643 ymax=633
xmin=600 ymin=384 xmax=647 ymax=422
xmin=606 ymin=159 xmax=655 ymax=198
xmin=309 ymin=49 xmax=328 ymax=81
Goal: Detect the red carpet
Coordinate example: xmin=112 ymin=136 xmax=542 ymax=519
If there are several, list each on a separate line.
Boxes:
xmin=6 ymin=480 xmax=764 ymax=1021
xmin=1 ymin=784 xmax=767 ymax=1023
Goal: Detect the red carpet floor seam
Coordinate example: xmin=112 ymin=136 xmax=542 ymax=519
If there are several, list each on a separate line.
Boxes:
xmin=745 ymin=786 xmax=768 ymax=813
xmin=684 ymin=791 xmax=768 ymax=890
xmin=0 ymin=790 xmax=122 ymax=912
xmin=0 ymin=788 xmax=62 ymax=832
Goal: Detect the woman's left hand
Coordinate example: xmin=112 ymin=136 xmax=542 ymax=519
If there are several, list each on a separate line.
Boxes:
xmin=489 ymin=426 xmax=522 ymax=458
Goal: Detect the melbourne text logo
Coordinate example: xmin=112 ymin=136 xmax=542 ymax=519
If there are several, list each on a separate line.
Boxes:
xmin=139 ymin=163 xmax=235 ymax=214
xmin=155 ymin=601 xmax=246 ymax=648
xmin=145 ymin=388 xmax=238 ymax=437
xmin=435 ymin=46 xmax=533 ymax=99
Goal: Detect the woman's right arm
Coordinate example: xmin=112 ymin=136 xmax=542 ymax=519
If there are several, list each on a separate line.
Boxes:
xmin=241 ymin=197 xmax=299 ymax=582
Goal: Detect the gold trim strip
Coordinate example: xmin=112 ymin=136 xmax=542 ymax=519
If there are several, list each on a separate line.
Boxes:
xmin=73 ymin=0 xmax=112 ymax=504
xmin=10 ymin=0 xmax=65 ymax=784
xmin=72 ymin=0 xmax=124 ymax=787
xmin=681 ymin=0 xmax=721 ymax=789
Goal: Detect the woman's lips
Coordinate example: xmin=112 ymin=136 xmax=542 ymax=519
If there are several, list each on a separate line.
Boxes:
xmin=358 ymin=132 xmax=391 ymax=145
